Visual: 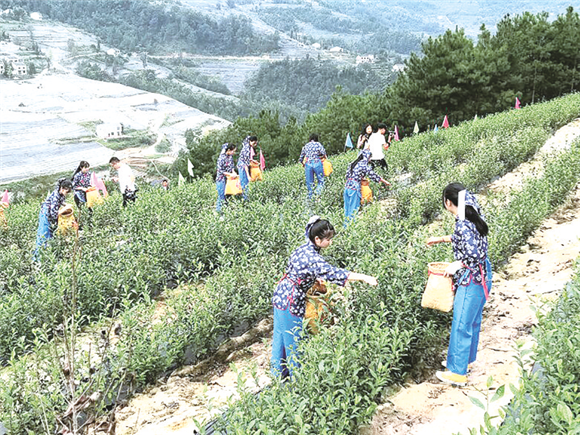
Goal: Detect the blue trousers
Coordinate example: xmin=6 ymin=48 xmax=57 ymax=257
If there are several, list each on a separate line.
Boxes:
xmin=446 ymin=259 xmax=492 ymax=375
xmin=239 ymin=167 xmax=249 ymax=200
xmin=34 ymin=209 xmax=52 ymax=259
xmin=304 ymin=161 xmax=325 ymax=199
xmin=271 ymin=307 xmax=304 ymax=380
xmin=343 ymin=185 xmax=361 ymax=226
xmin=216 ymin=180 xmax=226 ymax=212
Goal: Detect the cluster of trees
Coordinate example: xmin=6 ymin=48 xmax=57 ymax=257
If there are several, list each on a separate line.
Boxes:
xmin=384 ymin=8 xmax=580 ymax=131
xmin=175 ymin=8 xmax=580 ymax=178
xmin=242 ymin=57 xmax=386 ymax=111
xmin=1 ymin=0 xmax=280 ymax=55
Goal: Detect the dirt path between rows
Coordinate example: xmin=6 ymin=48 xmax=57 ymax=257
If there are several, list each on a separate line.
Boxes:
xmin=90 ymin=120 xmax=580 ymax=435
xmin=365 ymin=182 xmax=580 ymax=435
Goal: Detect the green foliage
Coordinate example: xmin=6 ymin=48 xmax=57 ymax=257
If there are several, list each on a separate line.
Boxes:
xmin=1 ymin=94 xmax=580 ymax=433
xmin=4 ymin=0 xmax=279 ymax=55
xmin=384 ymin=8 xmax=580 ymax=131
xmin=474 ymin=265 xmax=580 ymax=434
xmin=243 ymin=58 xmax=385 ymax=112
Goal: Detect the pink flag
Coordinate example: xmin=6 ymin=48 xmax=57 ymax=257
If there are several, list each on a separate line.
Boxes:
xmin=394 ymin=125 xmax=400 ymax=142
xmin=515 ymin=97 xmax=521 ymax=109
xmin=97 ymin=178 xmax=108 ymax=197
xmin=250 ymin=145 xmax=256 ymax=161
xmin=259 ymin=150 xmax=266 ymax=171
xmin=91 ymin=172 xmax=108 ymax=197
xmin=1 ymin=190 xmax=9 ymax=206
xmin=442 ymin=115 xmax=450 ymax=129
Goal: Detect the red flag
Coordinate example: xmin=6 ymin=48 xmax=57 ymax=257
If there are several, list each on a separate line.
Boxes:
xmin=394 ymin=125 xmax=400 ymax=141
xmin=259 ymin=150 xmax=266 ymax=171
xmin=442 ymin=115 xmax=450 ymax=129
xmin=1 ymin=190 xmax=9 ymax=206
xmin=515 ymin=97 xmax=521 ymax=109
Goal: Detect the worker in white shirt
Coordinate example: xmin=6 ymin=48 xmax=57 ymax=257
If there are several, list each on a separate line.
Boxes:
xmin=366 ymin=122 xmax=394 ymax=172
xmin=109 ymin=157 xmax=137 ymax=207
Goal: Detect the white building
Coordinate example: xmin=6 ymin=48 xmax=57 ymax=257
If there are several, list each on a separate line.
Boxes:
xmin=329 ymin=46 xmax=343 ymax=53
xmin=30 ymin=12 xmax=42 ymax=20
xmin=392 ymin=64 xmax=406 ymax=72
xmin=96 ymin=123 xmax=123 ymax=138
xmin=106 ymin=48 xmax=120 ymax=56
xmin=0 ymin=56 xmax=27 ymax=75
xmin=312 ymin=43 xmax=321 ymax=49
xmin=356 ymin=55 xmax=375 ymax=64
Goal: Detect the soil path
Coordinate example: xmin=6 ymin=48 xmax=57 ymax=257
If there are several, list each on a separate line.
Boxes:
xmin=364 ymin=120 xmax=580 ymax=434
xmin=90 ymin=121 xmax=580 ymax=435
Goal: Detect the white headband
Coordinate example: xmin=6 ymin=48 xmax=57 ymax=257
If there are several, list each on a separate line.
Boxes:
xmin=458 ymin=189 xmax=466 ymax=220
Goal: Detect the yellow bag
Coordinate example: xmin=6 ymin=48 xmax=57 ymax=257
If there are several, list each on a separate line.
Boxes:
xmin=225 ymin=176 xmax=243 ymax=196
xmin=421 ymin=262 xmax=454 ymax=312
xmin=322 ymin=158 xmax=333 ymax=176
xmin=361 ymin=179 xmax=373 ymax=203
xmin=250 ymin=162 xmax=263 ymax=182
xmin=305 ymin=281 xmax=332 ymax=335
xmin=56 ymin=204 xmax=78 ymax=237
xmin=86 ymin=187 xmax=104 ymax=208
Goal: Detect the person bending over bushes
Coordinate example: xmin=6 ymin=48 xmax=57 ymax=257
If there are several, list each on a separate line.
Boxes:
xmin=344 ymin=149 xmax=390 ymax=226
xmin=426 ymin=183 xmax=492 ymax=387
xmin=271 ymin=216 xmax=378 ymax=380
xmin=34 ymin=178 xmax=73 ymax=259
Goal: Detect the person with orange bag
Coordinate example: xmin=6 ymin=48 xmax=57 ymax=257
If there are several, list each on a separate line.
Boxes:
xmin=237 ymin=135 xmax=258 ymax=200
xmin=271 ymin=216 xmax=378 ymax=380
xmin=34 ymin=178 xmax=73 ymax=259
xmin=343 ymin=150 xmax=390 ymax=226
xmin=71 ymin=160 xmax=92 ymax=210
xmin=216 ymin=143 xmax=238 ymax=213
xmin=426 ymin=183 xmax=492 ymax=387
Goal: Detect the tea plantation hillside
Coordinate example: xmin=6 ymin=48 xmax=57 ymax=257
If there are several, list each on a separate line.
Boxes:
xmin=0 ymin=93 xmax=580 ymax=433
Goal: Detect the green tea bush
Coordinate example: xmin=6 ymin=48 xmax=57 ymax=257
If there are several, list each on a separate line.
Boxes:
xmin=216 ymin=141 xmax=580 ymax=434
xmin=0 ymin=95 xmax=580 ymax=433
xmin=476 ymin=265 xmax=580 ymax=435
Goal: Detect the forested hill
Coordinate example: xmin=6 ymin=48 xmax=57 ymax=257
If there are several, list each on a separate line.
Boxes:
xmin=175 ymin=6 xmax=580 ymax=178
xmin=1 ymin=0 xmax=280 ymax=55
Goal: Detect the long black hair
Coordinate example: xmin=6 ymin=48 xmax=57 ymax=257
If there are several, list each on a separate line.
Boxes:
xmin=57 ymin=178 xmax=73 ymax=192
xmin=308 ymin=219 xmax=335 ymax=243
xmin=443 ymin=183 xmax=488 ymax=237
xmin=349 ymin=153 xmax=365 ymax=173
xmin=360 ymin=123 xmax=372 ymax=138
xmin=72 ymin=160 xmax=90 ymax=180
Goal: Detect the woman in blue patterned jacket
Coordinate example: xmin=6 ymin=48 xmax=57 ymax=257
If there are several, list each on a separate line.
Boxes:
xmin=271 ymin=216 xmax=378 ymax=380
xmin=426 ymin=183 xmax=492 ymax=387
xmin=237 ymin=135 xmax=258 ymax=201
xmin=299 ymin=133 xmax=327 ymax=199
xmin=34 ymin=178 xmax=73 ymax=258
xmin=216 ymin=143 xmax=238 ymax=213
xmin=71 ymin=160 xmax=92 ymax=209
xmin=344 ymin=149 xmax=390 ymax=226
